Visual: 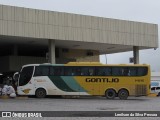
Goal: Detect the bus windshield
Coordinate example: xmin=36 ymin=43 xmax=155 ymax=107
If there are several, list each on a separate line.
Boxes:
xmin=19 ymin=66 xmax=34 ymax=86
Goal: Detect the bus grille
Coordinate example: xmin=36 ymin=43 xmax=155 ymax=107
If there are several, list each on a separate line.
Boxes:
xmin=135 ymin=85 xmax=147 ymax=96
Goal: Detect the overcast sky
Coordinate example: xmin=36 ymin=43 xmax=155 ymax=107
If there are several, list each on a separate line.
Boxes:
xmin=0 ymin=0 xmax=159 ymax=71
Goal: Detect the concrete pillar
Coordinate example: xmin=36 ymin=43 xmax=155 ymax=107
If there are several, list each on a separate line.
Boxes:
xmin=48 ymin=39 xmax=55 ymax=64
xmin=133 ymin=46 xmax=139 ymax=64
xmin=105 ymin=54 xmax=107 ymax=64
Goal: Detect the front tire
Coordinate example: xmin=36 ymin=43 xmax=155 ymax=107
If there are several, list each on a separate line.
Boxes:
xmin=105 ymin=89 xmax=116 ymax=99
xmin=35 ymin=88 xmax=46 ymax=98
xmin=118 ymin=89 xmax=129 ymax=100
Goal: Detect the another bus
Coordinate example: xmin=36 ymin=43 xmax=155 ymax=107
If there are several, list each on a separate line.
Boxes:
xmin=151 ymin=81 xmax=160 ymax=96
xmin=16 ymin=62 xmax=151 ymax=99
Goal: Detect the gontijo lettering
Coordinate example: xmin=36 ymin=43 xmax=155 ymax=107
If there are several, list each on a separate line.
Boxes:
xmin=86 ymin=78 xmax=119 ymax=83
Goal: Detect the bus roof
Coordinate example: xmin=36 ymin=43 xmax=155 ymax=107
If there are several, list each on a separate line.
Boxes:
xmin=66 ymin=62 xmax=149 ymax=67
xmin=22 ymin=62 xmax=150 ymax=67
xmin=67 ymin=62 xmax=103 ymax=65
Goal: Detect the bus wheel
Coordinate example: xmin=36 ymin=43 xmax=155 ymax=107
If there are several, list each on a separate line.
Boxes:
xmin=105 ymin=89 xmax=116 ymax=99
xmin=35 ymin=88 xmax=46 ymax=98
xmin=118 ymin=89 xmax=129 ymax=100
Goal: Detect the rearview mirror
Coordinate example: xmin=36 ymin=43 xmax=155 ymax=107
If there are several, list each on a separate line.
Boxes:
xmin=13 ymin=72 xmax=19 ymax=81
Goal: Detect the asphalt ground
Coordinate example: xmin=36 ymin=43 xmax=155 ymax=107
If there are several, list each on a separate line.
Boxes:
xmin=0 ymin=96 xmax=160 ymax=120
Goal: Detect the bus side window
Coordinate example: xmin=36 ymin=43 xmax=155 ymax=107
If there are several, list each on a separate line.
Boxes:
xmin=41 ymin=67 xmax=49 ymax=76
xmin=137 ymin=67 xmax=148 ymax=76
xmin=64 ymin=67 xmax=76 ymax=76
xmin=96 ymin=67 xmax=111 ymax=76
xmin=88 ymin=68 xmax=95 ymax=76
xmin=75 ymin=67 xmax=81 ymax=76
xmin=96 ymin=67 xmax=102 ymax=76
xmin=81 ymin=67 xmax=95 ymax=76
xmin=80 ymin=67 xmax=87 ymax=76
xmin=34 ymin=66 xmax=49 ymax=76
xmin=112 ymin=67 xmax=128 ymax=76
xmin=129 ymin=67 xmax=137 ymax=76
xmin=34 ymin=67 xmax=41 ymax=76
xmin=112 ymin=67 xmax=122 ymax=76
xmin=121 ymin=68 xmax=129 ymax=76
xmin=55 ymin=67 xmax=64 ymax=76
xmin=50 ymin=67 xmax=55 ymax=75
xmin=105 ymin=67 xmax=111 ymax=76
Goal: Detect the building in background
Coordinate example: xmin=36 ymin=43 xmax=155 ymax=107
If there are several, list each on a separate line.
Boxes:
xmin=0 ymin=4 xmax=158 ymax=77
xmin=151 ymin=72 xmax=160 ymax=82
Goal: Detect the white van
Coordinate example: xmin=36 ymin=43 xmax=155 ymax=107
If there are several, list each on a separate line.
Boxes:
xmin=151 ymin=81 xmax=160 ymax=96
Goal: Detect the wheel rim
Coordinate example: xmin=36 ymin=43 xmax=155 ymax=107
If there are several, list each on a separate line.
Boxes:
xmin=38 ymin=91 xmax=44 ymax=97
xmin=36 ymin=89 xmax=46 ymax=98
xmin=108 ymin=92 xmax=114 ymax=97
xmin=106 ymin=90 xmax=116 ymax=99
xmin=121 ymin=92 xmax=126 ymax=96
xmin=119 ymin=90 xmax=128 ymax=99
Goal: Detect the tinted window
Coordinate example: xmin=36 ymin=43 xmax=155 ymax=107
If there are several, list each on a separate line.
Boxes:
xmin=112 ymin=67 xmax=123 ymax=76
xmin=47 ymin=66 xmax=148 ymax=77
xmin=121 ymin=67 xmax=129 ymax=76
xmin=112 ymin=67 xmax=148 ymax=76
xmin=19 ymin=66 xmax=34 ymax=86
xmin=64 ymin=67 xmax=76 ymax=76
xmin=75 ymin=67 xmax=82 ymax=76
xmin=128 ymin=67 xmax=137 ymax=76
xmin=50 ymin=66 xmax=64 ymax=76
xmin=137 ymin=67 xmax=148 ymax=76
xmin=81 ymin=67 xmax=95 ymax=76
xmin=34 ymin=66 xmax=49 ymax=76
xmin=96 ymin=67 xmax=111 ymax=76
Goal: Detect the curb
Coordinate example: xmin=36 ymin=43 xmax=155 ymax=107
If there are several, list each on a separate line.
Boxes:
xmin=0 ymin=95 xmax=28 ymax=99
xmin=0 ymin=95 xmax=10 ymax=99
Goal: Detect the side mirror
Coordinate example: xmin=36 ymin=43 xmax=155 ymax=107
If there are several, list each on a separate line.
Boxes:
xmin=13 ymin=72 xmax=19 ymax=81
